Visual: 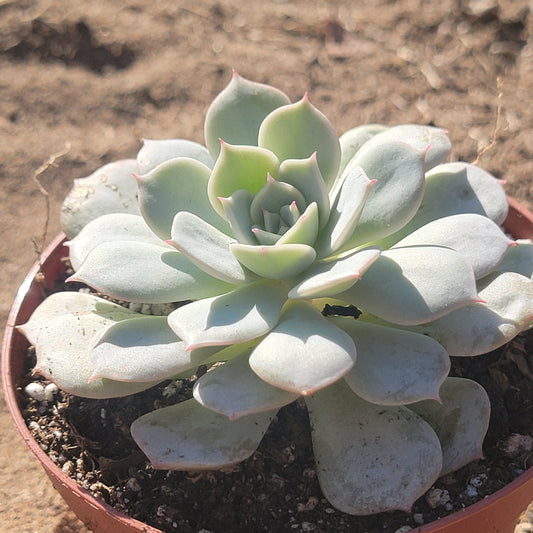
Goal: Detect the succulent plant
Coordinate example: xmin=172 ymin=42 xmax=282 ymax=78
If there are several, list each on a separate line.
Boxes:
xmin=21 ymin=73 xmax=533 ymax=516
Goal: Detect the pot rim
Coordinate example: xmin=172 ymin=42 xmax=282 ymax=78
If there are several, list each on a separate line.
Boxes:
xmin=2 ymin=198 xmax=533 ymax=532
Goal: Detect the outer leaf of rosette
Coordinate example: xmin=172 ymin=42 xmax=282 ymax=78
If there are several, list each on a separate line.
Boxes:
xmin=230 ymin=242 xmax=316 ymax=280
xmin=249 ymin=300 xmax=356 ymax=396
xmin=137 ymin=157 xmax=230 ymax=240
xmin=306 ymin=379 xmax=442 ymax=515
xmin=258 ymin=94 xmax=341 ymax=188
xmin=337 ymin=124 xmax=388 ymax=178
xmin=332 ymin=318 xmax=450 ymax=405
xmin=167 ymin=279 xmax=288 ymax=350
xmin=130 ymin=398 xmax=276 ymax=470
xmin=392 ymin=213 xmax=515 ymax=279
xmin=204 ymin=71 xmax=291 ymax=160
xmin=193 ymin=344 xmax=299 ymax=420
xmin=137 ymin=138 xmax=214 ymax=173
xmin=316 ymin=165 xmax=375 ymax=258
xmin=170 ymin=211 xmax=252 ymax=284
xmin=68 ymin=213 xmax=165 ymax=271
xmin=71 ymin=240 xmax=235 ymax=303
xmin=407 ymin=271 xmax=533 ymax=355
xmin=338 ymin=141 xmax=426 ymax=250
xmin=378 ymin=162 xmax=509 ymax=248
xmin=208 ymin=142 xmax=280 ymax=218
xmin=339 ymin=245 xmax=480 ymax=326
xmin=492 ymin=239 xmax=533 ymax=280
xmin=61 ymin=159 xmax=140 ymax=239
xmin=360 ymin=124 xmax=451 ymax=171
xmin=288 ymin=247 xmax=380 ymax=299
xmin=89 ymin=316 xmax=221 ymax=383
xmin=410 ymin=377 xmax=490 ymax=476
xmin=19 ymin=291 xmax=136 ymax=346
xmin=33 ymin=310 xmax=160 ymax=399
xmin=277 ymin=154 xmax=330 ymax=228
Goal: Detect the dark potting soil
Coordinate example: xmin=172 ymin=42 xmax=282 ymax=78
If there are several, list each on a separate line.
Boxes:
xmin=16 ymin=271 xmax=533 ymax=533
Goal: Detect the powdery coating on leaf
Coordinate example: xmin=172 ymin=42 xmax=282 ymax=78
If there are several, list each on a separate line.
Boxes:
xmin=204 ymin=71 xmax=291 ymax=160
xmin=68 ymin=213 xmax=164 ymax=271
xmin=90 ymin=316 xmax=221 ymax=382
xmin=137 ymin=139 xmax=214 ymax=173
xmin=392 ymin=213 xmax=514 ymax=279
xmin=137 ymin=157 xmax=229 ymax=240
xmin=249 ymin=301 xmax=356 ymax=395
xmin=341 ymin=245 xmax=480 ymax=325
xmin=410 ymin=377 xmax=490 ymax=476
xmin=193 ymin=346 xmax=298 ymax=420
xmin=34 ymin=312 xmax=158 ymax=399
xmin=131 ymin=399 xmax=276 ymax=470
xmin=334 ymin=319 xmax=450 ymax=405
xmin=167 ymin=279 xmax=287 ymax=349
xmin=306 ymin=380 xmax=442 ymax=515
xmin=72 ymin=240 xmax=234 ymax=303
xmin=18 ymin=291 xmax=133 ymax=345
xmin=60 ymin=159 xmax=140 ymax=239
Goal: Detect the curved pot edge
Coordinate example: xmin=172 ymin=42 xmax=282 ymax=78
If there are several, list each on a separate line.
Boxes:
xmin=2 ymin=200 xmax=533 ymax=533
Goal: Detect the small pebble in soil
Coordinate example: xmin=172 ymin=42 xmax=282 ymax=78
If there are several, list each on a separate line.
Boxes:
xmin=463 ymin=484 xmax=479 ymax=498
xmin=393 ymin=526 xmax=412 ymax=533
xmin=413 ymin=513 xmax=425 ymax=524
xmin=424 ymin=487 xmax=450 ymax=508
xmin=502 ymin=433 xmax=533 ymax=458
xmin=24 ymin=382 xmax=48 ymax=402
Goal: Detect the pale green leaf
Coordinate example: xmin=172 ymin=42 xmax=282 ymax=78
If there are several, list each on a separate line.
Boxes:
xmin=363 ymin=124 xmax=451 ymax=170
xmin=60 ymin=159 xmax=140 ymax=239
xmin=193 ymin=347 xmax=298 ymax=419
xmin=337 ymin=124 xmax=387 ymax=178
xmin=339 ymin=141 xmax=426 ymax=249
xmin=170 ymin=211 xmax=251 ymax=284
xmin=167 ymin=279 xmax=288 ymax=349
xmin=491 ymin=239 xmax=533 ymax=280
xmin=131 ymin=399 xmax=276 ymax=469
xmin=408 ymin=271 xmax=533 ymax=355
xmin=71 ymin=241 xmax=233 ymax=303
xmin=18 ymin=291 xmax=134 ymax=346
xmin=393 ymin=213 xmax=514 ymax=279
xmin=34 ymin=312 xmax=159 ymax=399
xmin=137 ymin=139 xmax=214 ymax=173
xmin=208 ymin=142 xmax=280 ymax=218
xmin=340 ymin=245 xmax=480 ymax=325
xmin=258 ymin=95 xmax=341 ymax=187
xmin=288 ymin=247 xmax=380 ymax=299
xmin=219 ymin=189 xmax=256 ymax=244
xmin=249 ymin=301 xmax=356 ymax=395
xmin=277 ymin=154 xmax=330 ymax=228
xmin=317 ymin=166 xmax=375 ymax=257
xmin=204 ymin=72 xmax=291 ymax=159
xmin=410 ymin=377 xmax=490 ymax=476
xmin=230 ymin=242 xmax=316 ymax=279
xmin=90 ymin=316 xmax=221 ymax=382
xmin=277 ymin=202 xmax=319 ymax=246
xmin=68 ymin=213 xmax=164 ymax=271
xmin=306 ymin=380 xmax=442 ymax=515
xmin=379 ymin=162 xmax=509 ymax=248
xmin=137 ymin=157 xmax=230 ymax=240
xmin=334 ymin=319 xmax=450 ymax=405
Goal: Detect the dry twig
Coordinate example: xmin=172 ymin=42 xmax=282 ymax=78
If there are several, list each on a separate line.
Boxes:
xmin=31 ymin=142 xmax=71 ymax=259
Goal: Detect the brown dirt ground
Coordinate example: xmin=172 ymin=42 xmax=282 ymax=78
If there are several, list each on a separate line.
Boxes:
xmin=0 ymin=0 xmax=532 ymax=531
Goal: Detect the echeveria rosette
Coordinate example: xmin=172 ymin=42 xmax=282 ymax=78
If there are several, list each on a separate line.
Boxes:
xmin=20 ymin=73 xmax=533 ymax=517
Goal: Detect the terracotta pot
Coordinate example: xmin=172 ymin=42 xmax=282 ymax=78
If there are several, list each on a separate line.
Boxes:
xmin=2 ymin=199 xmax=533 ymax=533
